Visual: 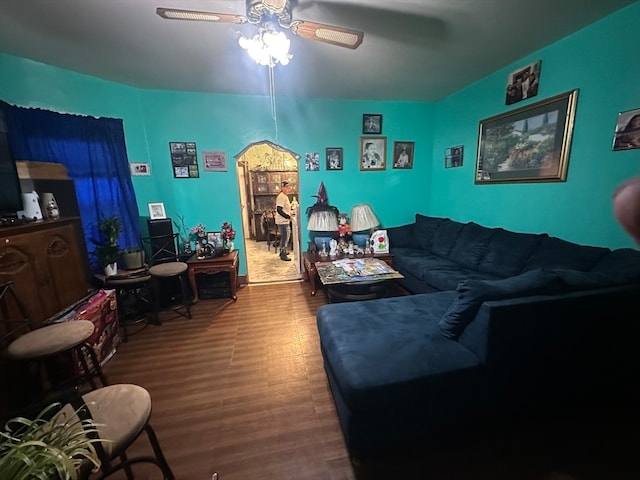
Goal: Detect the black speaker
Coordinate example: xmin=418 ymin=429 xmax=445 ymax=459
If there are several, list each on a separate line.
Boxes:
xmin=147 ymin=218 xmax=176 ymax=264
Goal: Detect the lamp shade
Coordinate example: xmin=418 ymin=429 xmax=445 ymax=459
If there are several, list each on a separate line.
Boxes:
xmin=350 ymin=204 xmax=379 ymax=232
xmin=307 ymin=210 xmax=339 ymax=232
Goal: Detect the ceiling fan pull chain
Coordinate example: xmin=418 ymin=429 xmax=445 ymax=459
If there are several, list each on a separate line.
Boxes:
xmin=269 ymin=63 xmax=279 ymax=141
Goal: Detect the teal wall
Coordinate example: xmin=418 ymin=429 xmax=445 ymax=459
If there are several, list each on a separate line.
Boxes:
xmin=431 ymin=1 xmax=640 ymax=249
xmin=0 ymin=55 xmax=433 ymax=275
xmin=1 ymin=0 xmax=639 ymax=279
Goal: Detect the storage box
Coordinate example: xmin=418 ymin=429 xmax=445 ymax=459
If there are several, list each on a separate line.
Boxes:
xmin=47 ymin=289 xmax=121 ymax=374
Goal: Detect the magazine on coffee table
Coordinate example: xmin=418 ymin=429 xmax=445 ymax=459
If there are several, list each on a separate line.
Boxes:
xmin=316 ymin=258 xmax=403 ymax=285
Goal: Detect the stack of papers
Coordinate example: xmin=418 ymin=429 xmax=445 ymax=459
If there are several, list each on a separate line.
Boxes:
xmin=332 ymin=258 xmax=395 ymax=277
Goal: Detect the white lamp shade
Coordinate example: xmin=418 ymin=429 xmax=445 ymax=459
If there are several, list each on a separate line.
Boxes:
xmin=350 ymin=204 xmax=379 ymax=232
xmin=307 ymin=210 xmax=339 ymax=232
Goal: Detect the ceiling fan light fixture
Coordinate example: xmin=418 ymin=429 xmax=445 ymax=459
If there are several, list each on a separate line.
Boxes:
xmin=239 ymin=28 xmax=292 ymax=67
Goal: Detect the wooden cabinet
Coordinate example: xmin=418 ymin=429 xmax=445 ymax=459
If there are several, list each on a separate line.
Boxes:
xmin=250 ymin=171 xmax=298 ymax=241
xmin=0 ymin=218 xmax=91 ymax=328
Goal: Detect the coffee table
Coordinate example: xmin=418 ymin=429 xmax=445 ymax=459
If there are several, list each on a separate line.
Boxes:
xmin=313 ymin=257 xmax=403 ymax=302
xmin=303 ymin=251 xmax=395 ymax=295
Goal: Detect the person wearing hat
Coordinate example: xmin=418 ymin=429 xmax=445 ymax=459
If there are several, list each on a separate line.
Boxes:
xmin=275 ymin=181 xmax=294 ymax=261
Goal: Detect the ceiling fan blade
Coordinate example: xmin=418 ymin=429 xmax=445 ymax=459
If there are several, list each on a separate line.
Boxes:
xmin=289 ymin=20 xmax=363 ymax=49
xmin=156 ymin=7 xmax=247 ymax=24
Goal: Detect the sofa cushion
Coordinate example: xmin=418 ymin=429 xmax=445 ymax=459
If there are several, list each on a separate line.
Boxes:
xmin=431 ymin=219 xmax=465 ymax=257
xmin=386 ymin=223 xmax=417 ymax=249
xmin=591 ymin=248 xmax=640 ymax=282
xmin=552 ymin=268 xmax=624 ymax=290
xmin=414 ymin=214 xmax=444 ymax=252
xmin=478 ymin=229 xmax=545 ymax=277
xmin=523 ymin=236 xmax=609 ymax=272
xmin=317 ymin=291 xmax=482 ymax=412
xmin=439 ymin=268 xmax=559 ymax=340
xmin=449 ymin=222 xmax=495 ymax=269
xmin=422 ymin=264 xmax=501 ymax=291
xmin=392 ymin=249 xmax=442 ymax=281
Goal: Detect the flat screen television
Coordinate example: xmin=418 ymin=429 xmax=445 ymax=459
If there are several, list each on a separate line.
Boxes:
xmin=0 ymin=109 xmax=22 ymax=219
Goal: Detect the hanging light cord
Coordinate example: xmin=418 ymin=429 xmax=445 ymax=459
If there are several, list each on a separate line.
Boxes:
xmin=269 ymin=63 xmax=279 ymax=141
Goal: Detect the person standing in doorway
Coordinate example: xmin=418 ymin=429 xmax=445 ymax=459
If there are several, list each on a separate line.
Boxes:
xmin=275 ymin=181 xmax=294 ymax=261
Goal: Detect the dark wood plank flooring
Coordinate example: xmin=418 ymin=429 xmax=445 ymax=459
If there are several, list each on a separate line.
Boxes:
xmin=100 ymin=281 xmax=638 ymax=480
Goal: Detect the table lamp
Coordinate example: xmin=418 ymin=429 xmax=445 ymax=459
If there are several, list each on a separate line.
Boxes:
xmin=350 ymin=203 xmax=380 ymax=249
xmin=307 ymin=210 xmax=339 ymax=254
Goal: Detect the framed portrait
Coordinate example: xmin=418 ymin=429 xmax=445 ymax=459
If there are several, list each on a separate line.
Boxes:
xmin=362 ymin=114 xmax=382 ymax=134
xmin=505 ymin=60 xmax=541 ymax=105
xmin=148 ymin=202 xmax=166 ymax=220
xmin=207 ymin=232 xmax=221 ymax=245
xmin=130 ymin=162 xmax=151 ymax=176
xmin=305 ymin=152 xmax=320 ymax=171
xmin=360 ymin=136 xmax=387 ymax=171
xmin=612 ymin=108 xmax=640 ymax=151
xmin=326 ymin=148 xmax=343 ymax=170
xmin=169 ymin=141 xmax=199 ymax=178
xmin=445 ymin=146 xmax=464 ymax=168
xmin=476 ymin=89 xmax=578 ymax=184
xmin=203 ymin=151 xmax=227 ymax=171
xmin=392 ymin=141 xmax=415 ymax=169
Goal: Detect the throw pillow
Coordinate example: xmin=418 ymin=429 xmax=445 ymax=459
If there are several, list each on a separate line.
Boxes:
xmin=439 ymin=269 xmax=559 ymax=340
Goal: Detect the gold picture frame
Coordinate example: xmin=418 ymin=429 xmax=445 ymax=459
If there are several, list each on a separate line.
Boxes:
xmin=476 ymin=89 xmax=578 ymax=184
xmin=360 ymin=136 xmax=387 ymax=171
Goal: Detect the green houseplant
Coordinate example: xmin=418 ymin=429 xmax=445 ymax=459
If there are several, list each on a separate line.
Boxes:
xmin=0 ymin=402 xmax=102 ymax=480
xmin=93 ymin=215 xmax=122 ymax=276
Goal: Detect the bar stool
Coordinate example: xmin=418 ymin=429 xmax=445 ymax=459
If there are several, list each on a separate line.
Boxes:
xmin=100 ymin=270 xmax=154 ymax=342
xmin=6 ymin=319 xmax=108 ymax=396
xmin=143 ymin=232 xmax=192 ymax=322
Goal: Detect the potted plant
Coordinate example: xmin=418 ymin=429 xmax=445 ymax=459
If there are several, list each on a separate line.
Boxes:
xmin=121 ymin=246 xmax=145 ymax=270
xmin=0 ymin=402 xmax=101 ymax=480
xmin=93 ymin=215 xmax=122 ymax=276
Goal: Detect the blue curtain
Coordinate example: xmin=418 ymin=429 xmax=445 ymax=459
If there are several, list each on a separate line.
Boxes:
xmin=0 ymin=102 xmax=141 ymax=270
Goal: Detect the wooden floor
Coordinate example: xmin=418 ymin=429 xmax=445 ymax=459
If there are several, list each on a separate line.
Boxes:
xmin=100 ymin=281 xmax=639 ymax=480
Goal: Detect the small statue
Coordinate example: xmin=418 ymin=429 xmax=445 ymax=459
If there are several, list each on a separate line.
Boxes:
xmin=338 ymin=213 xmax=351 ymax=241
xmin=329 ymin=239 xmax=338 ymax=256
xmin=308 ymin=241 xmax=317 ymax=254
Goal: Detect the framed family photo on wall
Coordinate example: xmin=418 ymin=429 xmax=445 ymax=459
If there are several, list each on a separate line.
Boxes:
xmin=612 ymin=108 xmax=640 ymax=151
xmin=392 ymin=141 xmax=414 ymax=169
xmin=476 ymin=89 xmax=578 ymax=184
xmin=362 ymin=114 xmax=382 ymax=134
xmin=505 ymin=60 xmax=541 ymax=105
xmin=360 ymin=136 xmax=387 ymax=171
xmin=326 ymin=148 xmax=343 ymax=170
xmin=203 ymin=151 xmax=227 ymax=171
xmin=148 ymin=202 xmax=166 ymax=220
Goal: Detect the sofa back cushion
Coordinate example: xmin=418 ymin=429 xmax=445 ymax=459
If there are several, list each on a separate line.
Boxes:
xmin=439 ymin=268 xmax=560 ymax=340
xmin=449 ymin=222 xmax=495 ymax=269
xmin=414 ymin=214 xmax=445 ymax=252
xmin=592 ymin=248 xmax=640 ymax=281
xmin=523 ymin=236 xmax=609 ymax=271
xmin=478 ymin=229 xmax=545 ymax=277
xmin=431 ymin=219 xmax=465 ymax=257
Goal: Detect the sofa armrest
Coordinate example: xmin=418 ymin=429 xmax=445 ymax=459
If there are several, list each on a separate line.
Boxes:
xmin=459 ymin=285 xmax=640 ymax=399
xmin=387 ymin=223 xmax=416 ymax=249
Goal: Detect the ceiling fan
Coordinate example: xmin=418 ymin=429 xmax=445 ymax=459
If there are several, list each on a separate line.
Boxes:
xmin=156 ymin=0 xmax=364 ymax=50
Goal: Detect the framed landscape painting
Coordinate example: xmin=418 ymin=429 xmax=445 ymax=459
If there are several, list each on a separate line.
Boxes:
xmin=476 ymin=89 xmax=578 ymax=184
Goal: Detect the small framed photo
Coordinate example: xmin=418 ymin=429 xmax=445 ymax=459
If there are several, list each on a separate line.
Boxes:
xmin=362 ymin=114 xmax=382 ymax=134
xmin=203 ymin=151 xmax=228 ymax=171
xmin=392 ymin=141 xmax=415 ymax=169
xmin=360 ymin=136 xmax=387 ymax=171
xmin=130 ymin=162 xmax=151 ymax=176
xmin=148 ymin=202 xmax=166 ymax=220
xmin=326 ymin=148 xmax=343 ymax=170
xmin=207 ymin=232 xmax=221 ymax=245
xmin=612 ymin=108 xmax=640 ymax=151
xmin=505 ymin=60 xmax=541 ymax=105
xmin=305 ymin=152 xmax=320 ymax=171
xmin=445 ymin=145 xmax=464 ymax=168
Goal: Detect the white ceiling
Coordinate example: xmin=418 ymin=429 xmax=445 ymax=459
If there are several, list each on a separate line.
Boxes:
xmin=0 ymin=0 xmax=634 ymax=102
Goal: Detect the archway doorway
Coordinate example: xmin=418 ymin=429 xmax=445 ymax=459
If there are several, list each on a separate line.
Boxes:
xmin=235 ymin=141 xmax=302 ymax=284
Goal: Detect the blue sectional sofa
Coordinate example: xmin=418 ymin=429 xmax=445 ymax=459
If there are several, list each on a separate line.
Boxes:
xmin=316 ymin=214 xmax=640 ymax=457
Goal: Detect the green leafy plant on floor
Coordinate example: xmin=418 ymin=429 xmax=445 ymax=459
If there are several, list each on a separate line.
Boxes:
xmin=0 ymin=402 xmax=102 ymax=480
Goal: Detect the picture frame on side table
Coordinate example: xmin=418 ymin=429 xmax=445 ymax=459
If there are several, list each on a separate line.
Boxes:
xmin=360 ymin=136 xmax=387 ymax=171
xmin=476 ymin=89 xmax=578 ymax=184
xmin=148 ymin=202 xmax=166 ymax=220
